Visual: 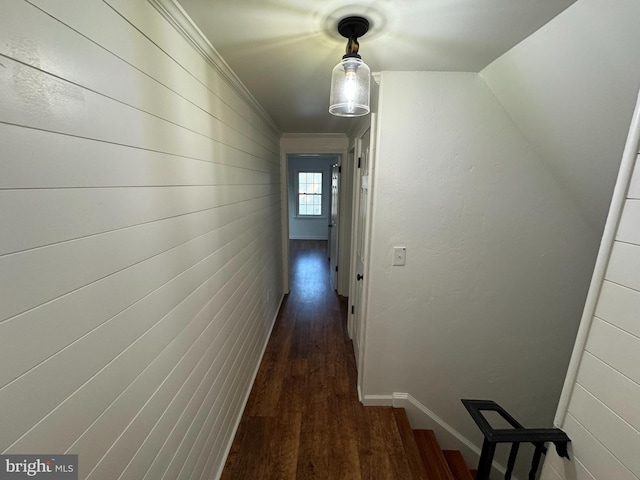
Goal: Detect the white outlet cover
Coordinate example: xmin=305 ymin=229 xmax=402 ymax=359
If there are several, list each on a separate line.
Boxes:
xmin=393 ymin=247 xmax=406 ymax=266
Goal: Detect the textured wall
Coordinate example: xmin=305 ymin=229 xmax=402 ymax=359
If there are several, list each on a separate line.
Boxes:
xmin=481 ymin=0 xmax=640 ymax=232
xmin=0 ymin=1 xmax=282 ymax=479
xmin=362 ymin=72 xmax=595 ymax=472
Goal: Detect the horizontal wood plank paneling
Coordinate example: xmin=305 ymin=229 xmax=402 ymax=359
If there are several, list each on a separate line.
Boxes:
xmin=0 ymin=184 xmax=275 ymax=256
xmin=26 ymin=0 xmax=279 ymax=153
xmin=559 ymin=415 xmax=636 ymax=480
xmin=3 ymin=215 xmax=271 ymax=451
xmin=540 ymin=463 xmax=564 ymax=480
xmin=0 ymin=198 xmax=273 ymax=387
xmin=113 ymin=279 xmax=269 ymax=480
xmin=0 ymin=2 xmax=275 ymax=164
xmin=0 ymin=214 xmax=269 ymax=452
xmin=585 ymin=317 xmax=640 ymax=385
xmin=103 ymin=0 xmax=279 ymax=148
xmin=546 ymin=116 xmax=640 ymax=480
xmin=568 ymin=385 xmax=640 ymax=476
xmin=10 ymin=0 xmax=277 ymax=152
xmin=0 ymin=124 xmax=276 ymax=189
xmin=576 ymin=352 xmax=640 ymax=432
xmin=542 ymin=451 xmax=598 ymax=480
xmin=0 ymin=57 xmax=274 ymax=174
xmin=605 ymin=241 xmax=640 ymax=292
xmin=0 ymin=1 xmax=282 ymax=479
xmin=594 ymin=281 xmax=640 ymax=338
xmin=617 ymin=200 xmax=640 ymax=244
xmin=79 ymin=246 xmax=269 ymax=479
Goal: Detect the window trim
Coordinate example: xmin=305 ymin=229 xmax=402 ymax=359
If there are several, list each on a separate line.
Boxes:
xmin=296 ymin=171 xmax=324 ymax=217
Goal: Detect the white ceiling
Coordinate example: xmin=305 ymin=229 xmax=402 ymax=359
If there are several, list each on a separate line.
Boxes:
xmin=176 ymin=0 xmax=577 ymax=134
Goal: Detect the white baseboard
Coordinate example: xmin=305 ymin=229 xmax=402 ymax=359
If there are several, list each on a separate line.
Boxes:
xmin=357 ymin=384 xmax=364 ymax=403
xmin=361 ymin=392 xmax=514 ymax=480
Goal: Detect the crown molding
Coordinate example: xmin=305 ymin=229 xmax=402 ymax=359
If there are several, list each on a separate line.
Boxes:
xmin=147 ymin=0 xmax=280 ymax=135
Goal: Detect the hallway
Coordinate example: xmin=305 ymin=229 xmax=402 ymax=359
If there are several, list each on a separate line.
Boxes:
xmin=220 ymin=240 xmax=417 ymax=479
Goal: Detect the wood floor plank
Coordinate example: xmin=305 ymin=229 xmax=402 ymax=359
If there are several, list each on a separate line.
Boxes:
xmin=224 ymin=416 xmax=273 ymax=479
xmin=269 ymin=411 xmax=302 ymax=479
xmin=244 ymin=330 xmax=292 ymax=417
xmin=359 ymin=407 xmax=394 ymax=479
xmin=394 ymin=408 xmax=429 ymax=480
xmin=377 ymin=407 xmax=416 ymax=479
xmin=219 ymin=414 xmax=247 ymax=480
xmin=413 ymin=430 xmax=456 ymax=480
xmin=443 ymin=450 xmax=474 ymax=480
xmin=296 ymin=373 xmax=330 ymax=479
xmin=221 ymin=240 xmax=426 ymax=480
xmin=327 ymin=390 xmax=362 ymax=479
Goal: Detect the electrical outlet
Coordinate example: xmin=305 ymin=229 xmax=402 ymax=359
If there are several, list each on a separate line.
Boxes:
xmin=266 ymin=289 xmax=271 ymax=303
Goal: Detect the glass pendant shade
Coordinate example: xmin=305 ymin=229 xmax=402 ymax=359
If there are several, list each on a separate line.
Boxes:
xmin=329 ymin=57 xmax=370 ymax=117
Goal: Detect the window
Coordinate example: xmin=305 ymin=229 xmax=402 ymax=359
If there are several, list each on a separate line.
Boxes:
xmin=298 ymin=172 xmax=323 ymax=216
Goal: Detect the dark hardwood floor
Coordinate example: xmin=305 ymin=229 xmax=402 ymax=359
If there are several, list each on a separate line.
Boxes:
xmin=220 ymin=240 xmax=416 ymax=479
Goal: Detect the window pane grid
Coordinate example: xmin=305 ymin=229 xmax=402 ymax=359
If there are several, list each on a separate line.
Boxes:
xmin=298 ymin=171 xmax=322 ymax=216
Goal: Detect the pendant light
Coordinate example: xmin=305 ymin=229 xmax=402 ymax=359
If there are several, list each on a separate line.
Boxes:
xmin=329 ymin=16 xmax=371 ymax=117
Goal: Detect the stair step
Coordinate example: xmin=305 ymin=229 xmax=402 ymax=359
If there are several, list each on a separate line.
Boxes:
xmin=443 ymin=450 xmax=474 ymax=480
xmin=413 ymin=430 xmax=455 ymax=480
xmin=392 ymin=408 xmax=429 ymax=480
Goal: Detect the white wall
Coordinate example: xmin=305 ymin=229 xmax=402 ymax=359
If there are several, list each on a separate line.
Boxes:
xmin=481 ymin=0 xmax=640 ymax=232
xmin=361 ymin=71 xmax=595 ymax=473
xmin=0 ymin=1 xmax=282 ymax=479
xmin=541 ymin=95 xmax=640 ymax=480
xmin=287 ymin=155 xmax=336 ymax=240
xmin=479 ymin=3 xmax=640 ymax=475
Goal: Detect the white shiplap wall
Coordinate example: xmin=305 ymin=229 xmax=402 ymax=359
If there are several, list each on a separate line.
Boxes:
xmin=0 ymin=1 xmax=282 ymax=479
xmin=541 ymin=97 xmax=640 ymax=480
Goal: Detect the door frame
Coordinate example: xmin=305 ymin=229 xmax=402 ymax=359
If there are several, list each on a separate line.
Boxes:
xmin=348 ymin=116 xmax=377 ymax=395
xmin=280 ymin=136 xmax=350 ymax=294
xmin=329 ymin=162 xmax=340 ymax=291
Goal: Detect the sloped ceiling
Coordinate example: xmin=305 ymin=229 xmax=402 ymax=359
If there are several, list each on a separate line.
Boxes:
xmin=175 ymin=0 xmax=576 ymax=134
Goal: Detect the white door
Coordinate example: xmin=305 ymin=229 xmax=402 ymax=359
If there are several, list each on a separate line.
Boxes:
xmin=350 ymin=123 xmax=373 ymax=374
xmin=329 ymin=163 xmax=340 ymax=291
